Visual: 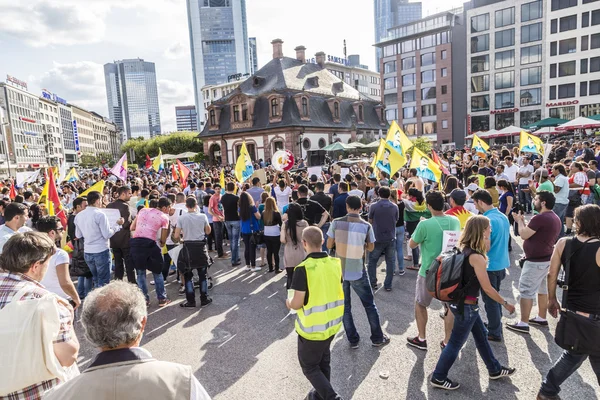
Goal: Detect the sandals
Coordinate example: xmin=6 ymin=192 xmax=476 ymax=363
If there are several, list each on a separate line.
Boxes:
xmin=406 ymin=265 xmax=420 ymax=271
xmin=404 ymin=256 xmax=413 ymax=261
xmin=180 ymin=301 xmax=197 ymax=308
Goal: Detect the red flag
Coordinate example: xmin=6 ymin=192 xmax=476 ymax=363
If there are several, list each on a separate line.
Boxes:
xmin=431 ymin=150 xmax=450 ymax=175
xmin=176 ymin=159 xmax=191 ymax=188
xmin=9 ymin=181 xmax=16 ymax=200
xmin=145 ymin=155 xmax=152 ymax=169
xmin=171 ymin=164 xmax=179 ymax=181
xmin=47 ymin=172 xmax=68 ymax=228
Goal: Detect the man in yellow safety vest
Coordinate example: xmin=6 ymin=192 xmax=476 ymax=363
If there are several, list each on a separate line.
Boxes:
xmin=287 ymin=226 xmax=344 ymax=400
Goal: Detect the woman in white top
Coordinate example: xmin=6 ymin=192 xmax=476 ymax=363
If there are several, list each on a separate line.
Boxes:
xmin=261 ymin=197 xmax=283 ymax=273
xmin=272 ymin=172 xmax=292 ymax=211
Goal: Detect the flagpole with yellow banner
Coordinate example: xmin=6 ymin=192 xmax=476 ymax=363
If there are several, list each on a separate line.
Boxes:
xmin=519 ymin=130 xmax=544 ymax=155
xmin=78 ymin=180 xmax=106 ymax=198
xmin=410 ymin=147 xmax=442 ymax=183
xmin=472 ymin=134 xmax=490 ymax=158
xmin=372 ymin=120 xmax=412 ymax=173
xmin=235 ymin=141 xmax=254 ymax=183
xmin=372 ymin=139 xmax=407 ymax=178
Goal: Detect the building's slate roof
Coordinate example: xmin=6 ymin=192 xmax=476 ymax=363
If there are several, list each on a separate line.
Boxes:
xmin=199 ymin=57 xmax=386 ymax=137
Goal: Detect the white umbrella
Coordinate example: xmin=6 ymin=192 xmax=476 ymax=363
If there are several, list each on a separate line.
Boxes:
xmin=556 ymin=116 xmax=600 ymax=131
xmin=478 ymin=129 xmax=499 ymax=138
xmin=493 ymin=125 xmax=521 ymax=137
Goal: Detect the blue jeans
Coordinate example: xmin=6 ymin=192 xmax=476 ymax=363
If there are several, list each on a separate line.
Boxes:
xmin=433 ymin=303 xmax=502 ymax=381
xmin=481 ymin=269 xmax=506 ymax=339
xmin=77 ymin=276 xmax=93 ymax=299
xmin=136 ymin=269 xmax=167 ymax=301
xmin=225 ymin=220 xmax=241 ymax=264
xmin=84 ymin=249 xmax=111 ymax=287
xmin=518 ymin=184 xmax=532 ymax=213
xmin=395 ymin=226 xmax=405 ymax=273
xmin=342 ymin=269 xmax=384 ymax=344
xmin=320 ymin=222 xmax=331 ymax=253
xmin=553 ymin=202 xmax=568 ymax=238
xmin=540 ymin=349 xmax=600 ymax=397
xmin=367 ymin=240 xmax=396 ymax=289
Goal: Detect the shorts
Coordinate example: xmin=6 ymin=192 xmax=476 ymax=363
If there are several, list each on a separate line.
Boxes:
xmin=566 ymin=205 xmax=575 ymax=218
xmin=415 ymin=274 xmax=434 ymax=307
xmin=518 ymin=260 xmax=550 ymax=299
xmin=256 ymin=243 xmax=267 ymax=249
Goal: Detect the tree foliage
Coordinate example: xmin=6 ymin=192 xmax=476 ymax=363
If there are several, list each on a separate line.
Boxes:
xmin=407 ymin=137 xmax=433 ymax=156
xmin=120 ymin=132 xmax=204 ymax=162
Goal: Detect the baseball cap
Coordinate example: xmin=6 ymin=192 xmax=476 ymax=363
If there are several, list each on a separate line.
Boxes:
xmin=449 ymin=189 xmax=467 ymax=203
xmin=466 ymin=183 xmax=480 ymax=192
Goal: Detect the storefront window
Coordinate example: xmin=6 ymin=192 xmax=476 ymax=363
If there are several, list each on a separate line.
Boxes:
xmin=520 ymin=110 xmax=541 ymax=126
xmin=495 ymin=113 xmax=515 ymax=129
xmin=471 ymin=115 xmax=489 ymax=131
xmin=549 ymin=106 xmax=575 ymax=119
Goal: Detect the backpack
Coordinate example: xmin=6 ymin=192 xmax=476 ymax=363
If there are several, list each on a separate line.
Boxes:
xmin=426 ymin=247 xmax=473 ymax=304
xmin=592 ymin=184 xmax=600 ymax=201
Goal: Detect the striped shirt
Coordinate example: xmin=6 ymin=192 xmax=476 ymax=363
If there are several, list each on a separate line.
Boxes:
xmin=327 ymin=213 xmax=375 ymax=281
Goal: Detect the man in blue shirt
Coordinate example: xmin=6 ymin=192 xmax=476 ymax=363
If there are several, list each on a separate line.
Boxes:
xmin=328 ymin=173 xmax=341 ymax=202
xmin=367 ymin=187 xmax=399 ymax=290
xmin=472 ymin=189 xmax=510 ymax=342
xmin=332 ymin=182 xmax=349 ymax=219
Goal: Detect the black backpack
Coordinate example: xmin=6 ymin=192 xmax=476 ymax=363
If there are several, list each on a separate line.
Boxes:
xmin=426 ymin=248 xmax=474 ymax=309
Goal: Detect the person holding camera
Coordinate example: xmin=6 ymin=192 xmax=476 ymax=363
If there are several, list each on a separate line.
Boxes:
xmin=507 ymin=191 xmax=561 ymax=335
xmin=538 ymin=204 xmax=600 ymax=400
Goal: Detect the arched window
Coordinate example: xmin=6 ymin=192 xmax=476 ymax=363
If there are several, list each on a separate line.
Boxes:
xmin=209 ymin=109 xmax=216 ymax=126
xmin=358 ymin=105 xmax=364 ymax=121
xmin=302 ymin=138 xmax=311 ymax=150
xmin=301 ymin=97 xmax=308 ymax=117
xmin=334 ymin=102 xmax=339 ymax=119
xmin=271 ymin=98 xmax=279 ymax=117
xmin=273 ymin=140 xmax=284 ymax=153
xmin=318 ymin=138 xmax=326 ymax=149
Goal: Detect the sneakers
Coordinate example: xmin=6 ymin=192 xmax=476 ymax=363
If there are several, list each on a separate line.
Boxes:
xmin=179 ymin=301 xmax=196 ymax=308
xmin=200 ymin=297 xmax=213 ymax=307
xmin=529 ymin=318 xmax=549 ymax=327
xmin=431 ymin=377 xmax=460 ymax=390
xmin=490 ymin=366 xmax=516 ymax=380
xmin=384 ymin=287 xmax=392 ymax=292
xmin=158 ymin=299 xmax=172 ymax=307
xmin=232 ymin=261 xmax=241 ymax=267
xmin=506 ymin=323 xmax=530 ymax=335
xmin=372 ymin=335 xmax=391 ymax=347
xmin=440 ymin=340 xmax=446 ymax=350
xmin=349 ymin=341 xmax=360 ymax=349
xmin=178 ymin=287 xmax=185 ymax=296
xmin=407 ymin=336 xmax=427 ymax=350
xmin=536 ymin=392 xmax=561 ymax=400
xmin=244 ymin=265 xmax=251 ymax=271
xmin=250 ymin=266 xmax=261 ymax=272
xmin=397 ymin=269 xmax=406 ymax=276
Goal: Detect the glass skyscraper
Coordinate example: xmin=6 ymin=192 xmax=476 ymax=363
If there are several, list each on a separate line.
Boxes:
xmin=187 ymin=0 xmax=250 ymax=129
xmin=104 ymin=59 xmax=161 ymax=140
xmin=249 ymin=37 xmax=258 ymax=74
xmin=374 ymin=0 xmax=423 ymax=71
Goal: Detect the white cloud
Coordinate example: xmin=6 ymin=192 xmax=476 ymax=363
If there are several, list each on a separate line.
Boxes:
xmin=163 ymin=42 xmax=188 ymax=60
xmin=158 ymin=79 xmax=195 ymax=132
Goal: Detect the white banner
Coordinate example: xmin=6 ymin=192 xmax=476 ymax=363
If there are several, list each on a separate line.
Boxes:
xmin=442 ymin=230 xmax=461 ymax=253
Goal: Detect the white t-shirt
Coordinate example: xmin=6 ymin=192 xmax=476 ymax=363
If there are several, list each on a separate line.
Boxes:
xmin=166 ymin=203 xmax=187 ymax=246
xmin=554 ymin=174 xmax=570 ymax=205
xmin=518 ymin=165 xmax=534 ymax=185
xmin=503 ymin=164 xmax=518 ymax=183
xmin=274 ymin=186 xmax=292 ymax=211
xmin=40 ymin=248 xmax=70 ymax=300
xmin=348 ymin=189 xmax=365 ymax=199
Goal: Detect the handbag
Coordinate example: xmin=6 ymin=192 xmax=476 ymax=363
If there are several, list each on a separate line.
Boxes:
xmin=69 ymin=239 xmax=92 ymax=278
xmin=250 ymin=217 xmax=263 ymax=245
xmin=567 ymin=190 xmax=582 ymax=207
xmin=554 ymin=238 xmax=600 ymax=356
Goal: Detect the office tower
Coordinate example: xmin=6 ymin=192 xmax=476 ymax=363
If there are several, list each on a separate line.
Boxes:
xmin=249 ymin=37 xmax=258 ymax=74
xmin=374 ymin=0 xmax=423 ymax=71
xmin=187 ymin=0 xmax=250 ymax=129
xmin=176 ymin=105 xmax=198 ymax=131
xmin=104 ymin=58 xmax=161 ymax=140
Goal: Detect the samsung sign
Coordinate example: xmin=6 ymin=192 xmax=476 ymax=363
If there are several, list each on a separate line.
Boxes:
xmin=306 ymin=55 xmax=348 ymax=66
xmin=42 ymin=90 xmax=67 ymax=105
xmin=72 ymin=120 xmax=80 ymax=152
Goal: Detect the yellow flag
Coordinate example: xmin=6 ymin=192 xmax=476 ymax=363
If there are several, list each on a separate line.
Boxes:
xmin=220 ymin=167 xmax=225 ymax=190
xmin=410 ymin=147 xmax=442 ymax=183
xmin=373 ymin=139 xmax=407 ymax=177
xmin=519 ymin=131 xmax=544 ymax=155
xmin=78 ymin=180 xmax=105 ymax=198
xmin=472 ymin=134 xmax=490 ymax=158
xmin=235 ymin=142 xmax=254 ymax=182
xmin=152 ymin=148 xmax=164 ymax=171
xmin=385 ymin=120 xmax=413 ymax=156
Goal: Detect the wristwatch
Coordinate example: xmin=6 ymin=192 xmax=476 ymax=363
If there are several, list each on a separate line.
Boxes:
xmin=503 ymin=300 xmax=508 ymax=306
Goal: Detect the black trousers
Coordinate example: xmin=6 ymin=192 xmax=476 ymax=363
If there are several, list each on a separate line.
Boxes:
xmin=297 ymin=335 xmax=341 ymax=400
xmin=184 ymin=267 xmax=208 ymax=304
xmin=162 ymin=244 xmax=176 ymax=280
xmin=241 ymin=233 xmax=256 ymax=267
xmin=207 ymin=223 xmax=215 ymax=251
xmin=113 ymin=247 xmax=136 ymax=283
xmin=213 ymin=221 xmax=224 ymax=256
xmin=286 ymin=267 xmax=294 ymax=290
xmin=263 ymin=235 xmax=281 ymax=270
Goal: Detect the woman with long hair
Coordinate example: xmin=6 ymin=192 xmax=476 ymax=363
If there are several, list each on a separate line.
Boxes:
xmin=280 ymin=202 xmax=308 ymax=289
xmin=497 ymin=179 xmax=515 ymax=252
xmin=202 ymin=194 xmax=214 ymax=252
xmin=443 ymin=176 xmax=460 ymax=196
xmin=484 ymin=177 xmax=499 ymax=207
xmin=257 ymin=192 xmax=270 ymax=268
xmin=390 ymin=190 xmax=406 ymax=275
xmin=431 ymin=215 xmax=516 ymax=390
xmin=261 ymin=196 xmax=282 ymax=273
xmin=239 ymin=192 xmax=261 ymax=272
xmin=402 ymin=188 xmax=430 ymax=270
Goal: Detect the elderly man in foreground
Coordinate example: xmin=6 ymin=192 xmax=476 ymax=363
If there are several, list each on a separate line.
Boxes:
xmin=44 ymin=281 xmax=211 ymax=400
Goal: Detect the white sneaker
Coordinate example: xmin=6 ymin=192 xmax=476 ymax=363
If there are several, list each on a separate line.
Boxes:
xmin=251 ymin=266 xmax=261 ymax=272
xmin=244 ymin=265 xmax=251 ymax=271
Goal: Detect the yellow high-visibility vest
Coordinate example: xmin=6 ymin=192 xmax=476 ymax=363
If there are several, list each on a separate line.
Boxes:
xmin=295 ymin=255 xmax=344 ymax=341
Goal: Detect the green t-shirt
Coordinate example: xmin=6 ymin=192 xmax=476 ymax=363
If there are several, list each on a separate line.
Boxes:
xmin=533 ymin=180 xmax=554 ymax=215
xmin=411 ymin=215 xmax=461 ymax=277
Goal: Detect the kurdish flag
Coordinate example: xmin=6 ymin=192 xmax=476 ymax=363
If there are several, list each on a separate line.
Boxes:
xmin=235 ymin=141 xmax=254 ymax=182
xmin=78 ymin=180 xmax=105 ymax=198
xmin=373 ymin=139 xmax=407 ymax=178
xmin=410 ymin=147 xmax=442 ymax=183
xmin=373 ymin=120 xmax=412 ymax=170
xmin=519 ymin=131 xmax=544 ymax=155
xmin=472 ymin=134 xmax=490 ymax=158
xmin=153 ymin=148 xmax=165 ymax=172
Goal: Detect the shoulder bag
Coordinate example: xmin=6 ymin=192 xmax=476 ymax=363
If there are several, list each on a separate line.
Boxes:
xmin=554 ymin=238 xmax=600 ymax=356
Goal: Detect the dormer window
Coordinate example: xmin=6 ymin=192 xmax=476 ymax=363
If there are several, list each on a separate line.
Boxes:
xmin=358 ymin=105 xmax=364 ymax=121
xmin=209 ymin=109 xmax=216 ymax=126
xmin=301 ymin=97 xmax=308 ymax=117
xmin=334 ymin=102 xmax=340 ymax=119
xmin=271 ymin=98 xmax=279 ymax=117
xmin=233 ymin=105 xmax=240 ymax=122
xmin=242 ymin=103 xmax=248 ymax=120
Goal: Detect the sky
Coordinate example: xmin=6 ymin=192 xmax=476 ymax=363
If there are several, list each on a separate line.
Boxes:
xmin=0 ymin=0 xmax=462 ymax=133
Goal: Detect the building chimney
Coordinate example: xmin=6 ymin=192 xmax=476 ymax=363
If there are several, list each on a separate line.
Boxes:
xmin=271 ymin=38 xmax=284 ymax=59
xmin=295 ymin=45 xmax=306 ymax=63
xmin=315 ymin=51 xmax=326 ymax=68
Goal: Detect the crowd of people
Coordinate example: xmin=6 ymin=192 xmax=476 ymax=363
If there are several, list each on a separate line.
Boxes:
xmin=0 ymin=137 xmax=599 ymax=400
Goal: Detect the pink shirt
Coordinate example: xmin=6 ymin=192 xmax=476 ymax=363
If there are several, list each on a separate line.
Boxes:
xmin=133 ymin=208 xmax=169 ymax=240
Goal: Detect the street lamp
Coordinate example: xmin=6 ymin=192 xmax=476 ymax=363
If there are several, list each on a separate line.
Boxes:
xmin=297 ymin=132 xmax=304 ymax=160
xmin=332 ymin=132 xmax=338 ymax=143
